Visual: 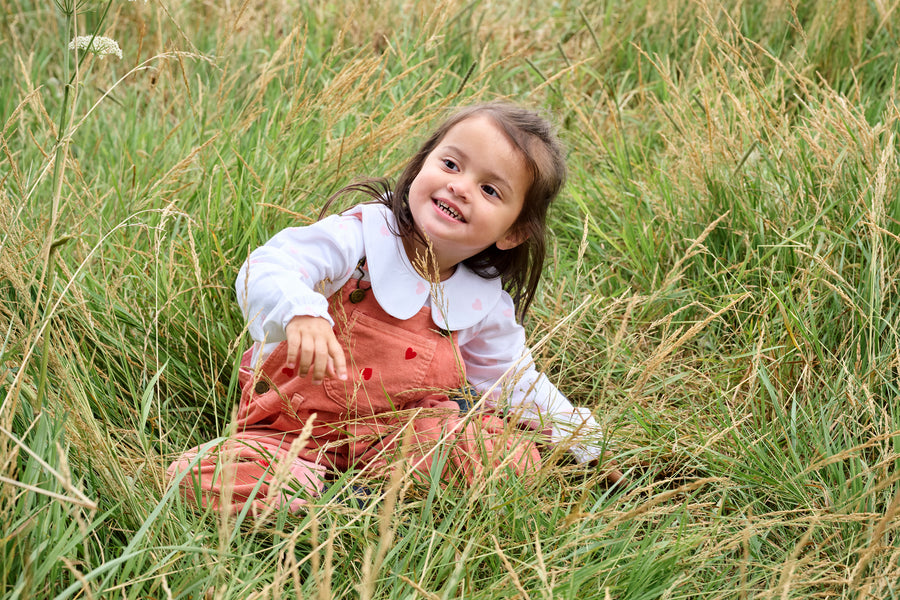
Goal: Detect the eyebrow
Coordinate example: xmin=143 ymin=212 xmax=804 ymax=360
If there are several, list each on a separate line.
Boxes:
xmin=442 ymin=144 xmax=513 ymax=194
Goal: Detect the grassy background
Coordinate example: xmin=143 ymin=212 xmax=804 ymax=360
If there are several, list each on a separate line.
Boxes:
xmin=2 ymin=0 xmax=899 ymax=598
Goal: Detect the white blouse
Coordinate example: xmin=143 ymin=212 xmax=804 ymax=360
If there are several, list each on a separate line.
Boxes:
xmin=236 ymin=203 xmax=605 ymax=463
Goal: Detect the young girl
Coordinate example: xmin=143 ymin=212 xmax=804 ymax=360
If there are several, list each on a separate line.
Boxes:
xmin=168 ymin=103 xmax=614 ymax=514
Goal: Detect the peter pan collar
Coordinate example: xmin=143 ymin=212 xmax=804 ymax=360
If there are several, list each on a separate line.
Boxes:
xmin=355 ymin=203 xmax=503 ymax=330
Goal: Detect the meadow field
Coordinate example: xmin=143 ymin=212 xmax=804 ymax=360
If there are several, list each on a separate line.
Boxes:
xmin=2 ymin=0 xmax=900 ymax=598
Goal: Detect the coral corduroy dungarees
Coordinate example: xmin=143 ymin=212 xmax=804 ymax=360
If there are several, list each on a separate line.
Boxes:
xmin=168 ymin=275 xmax=540 ymax=513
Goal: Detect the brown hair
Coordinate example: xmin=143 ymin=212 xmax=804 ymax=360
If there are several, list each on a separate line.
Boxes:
xmin=321 ymin=103 xmax=567 ymax=321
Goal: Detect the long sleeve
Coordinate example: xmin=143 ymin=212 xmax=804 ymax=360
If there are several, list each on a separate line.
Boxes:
xmin=458 ymin=292 xmax=606 ymax=463
xmin=235 ymin=213 xmax=366 ymax=349
xmin=235 ymin=206 xmax=605 ymax=462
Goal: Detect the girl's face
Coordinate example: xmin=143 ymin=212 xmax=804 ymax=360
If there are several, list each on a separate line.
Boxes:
xmin=405 ymin=114 xmax=530 ymax=278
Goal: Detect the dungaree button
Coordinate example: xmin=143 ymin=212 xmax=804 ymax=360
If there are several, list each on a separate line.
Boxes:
xmin=254 ymin=380 xmax=270 ymax=395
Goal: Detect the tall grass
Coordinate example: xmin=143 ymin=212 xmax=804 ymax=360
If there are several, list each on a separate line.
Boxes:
xmin=2 ymin=0 xmax=899 ymax=598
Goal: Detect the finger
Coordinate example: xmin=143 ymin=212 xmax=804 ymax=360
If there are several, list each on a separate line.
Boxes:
xmin=284 ymin=328 xmax=301 ymax=376
xmin=310 ymin=338 xmax=330 ymax=383
xmin=297 ymin=339 xmax=316 ymax=378
xmin=606 ymin=468 xmax=625 ymax=485
xmin=328 ymin=336 xmax=348 ymax=381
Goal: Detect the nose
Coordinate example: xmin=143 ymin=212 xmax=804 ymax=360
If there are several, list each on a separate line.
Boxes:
xmin=447 ymin=180 xmax=470 ymax=200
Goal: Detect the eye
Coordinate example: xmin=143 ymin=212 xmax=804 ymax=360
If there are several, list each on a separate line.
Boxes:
xmin=481 ymin=184 xmax=499 ymax=198
xmin=442 ymin=158 xmax=459 ymax=171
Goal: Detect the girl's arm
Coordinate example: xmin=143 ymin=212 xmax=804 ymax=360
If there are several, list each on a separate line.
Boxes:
xmin=236 ymin=213 xmax=365 ymax=370
xmin=458 ymin=293 xmax=607 ymax=464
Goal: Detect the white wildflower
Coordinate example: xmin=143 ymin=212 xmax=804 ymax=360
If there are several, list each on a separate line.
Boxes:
xmin=67 ymin=35 xmax=123 ymax=59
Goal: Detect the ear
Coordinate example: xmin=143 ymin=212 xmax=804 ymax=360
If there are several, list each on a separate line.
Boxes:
xmin=496 ymin=228 xmax=529 ymax=251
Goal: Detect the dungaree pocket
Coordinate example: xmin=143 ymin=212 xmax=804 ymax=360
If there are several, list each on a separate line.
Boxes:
xmin=323 ymin=310 xmax=439 ymax=416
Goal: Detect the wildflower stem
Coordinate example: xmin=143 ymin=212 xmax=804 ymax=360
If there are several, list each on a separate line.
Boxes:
xmin=34 ymin=5 xmax=77 ymax=407
xmin=35 ymin=0 xmax=116 ymax=406
xmin=34 ymin=252 xmax=55 ymax=411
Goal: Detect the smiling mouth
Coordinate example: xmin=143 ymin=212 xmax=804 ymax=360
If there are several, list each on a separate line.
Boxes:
xmin=433 ymin=199 xmax=465 ymax=222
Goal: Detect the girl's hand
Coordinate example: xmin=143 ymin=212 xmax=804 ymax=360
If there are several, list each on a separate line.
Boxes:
xmin=594 ymin=452 xmax=625 ymax=486
xmin=284 ymin=316 xmax=348 ymax=384
xmin=578 ymin=453 xmax=625 ymax=487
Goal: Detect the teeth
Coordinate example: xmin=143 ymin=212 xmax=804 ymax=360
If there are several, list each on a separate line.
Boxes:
xmin=436 ymin=200 xmax=462 ymax=221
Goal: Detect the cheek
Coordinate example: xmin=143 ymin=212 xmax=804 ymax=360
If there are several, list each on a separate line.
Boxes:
xmin=408 ymin=176 xmax=427 ymax=203
xmin=503 ymin=205 xmax=526 ymax=229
